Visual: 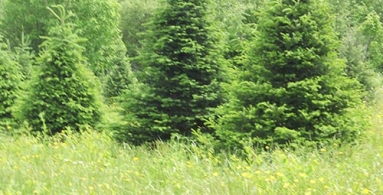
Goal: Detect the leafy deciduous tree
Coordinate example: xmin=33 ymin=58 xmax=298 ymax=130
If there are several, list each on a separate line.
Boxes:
xmin=119 ymin=0 xmax=160 ymax=59
xmin=328 ymin=1 xmax=380 ymax=94
xmin=69 ymin=0 xmax=128 ymax=77
xmin=0 ymin=0 xmax=130 ymax=77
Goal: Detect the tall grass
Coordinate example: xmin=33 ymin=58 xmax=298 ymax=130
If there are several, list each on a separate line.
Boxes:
xmin=1 ymin=104 xmax=383 ymax=194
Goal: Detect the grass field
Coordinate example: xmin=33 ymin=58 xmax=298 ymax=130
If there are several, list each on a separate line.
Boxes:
xmin=1 ymin=103 xmax=383 ymax=195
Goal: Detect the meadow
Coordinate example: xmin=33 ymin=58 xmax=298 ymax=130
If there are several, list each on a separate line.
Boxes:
xmin=1 ymin=102 xmax=383 ymax=195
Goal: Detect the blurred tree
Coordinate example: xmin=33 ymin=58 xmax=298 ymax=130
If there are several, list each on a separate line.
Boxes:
xmin=329 ymin=0 xmax=381 ymax=95
xmin=0 ymin=0 xmax=131 ymax=77
xmin=12 ymin=32 xmax=35 ymax=80
xmin=0 ymin=0 xmax=55 ymax=51
xmin=119 ymin=0 xmax=160 ymax=59
xmin=360 ymin=11 xmax=383 ymax=72
xmin=69 ymin=0 xmax=129 ymax=77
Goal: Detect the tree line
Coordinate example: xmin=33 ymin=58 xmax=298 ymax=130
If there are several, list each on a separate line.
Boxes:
xmin=0 ymin=0 xmax=381 ymax=149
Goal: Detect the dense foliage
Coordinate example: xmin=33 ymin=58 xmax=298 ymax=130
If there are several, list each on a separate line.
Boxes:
xmin=0 ymin=0 xmax=130 ymax=77
xmin=0 ymin=0 xmax=53 ymax=51
xmin=68 ymin=0 xmax=129 ymax=77
xmin=0 ymin=35 xmax=21 ymax=122
xmin=0 ymin=0 xmax=381 ymax=148
xmin=211 ymin=0 xmax=369 ymax=148
xmin=117 ymin=0 xmax=224 ymax=144
xmin=17 ymin=6 xmax=102 ymax=134
xmin=119 ymin=0 xmax=160 ymax=59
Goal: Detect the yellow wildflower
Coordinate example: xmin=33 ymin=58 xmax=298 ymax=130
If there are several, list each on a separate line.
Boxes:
xmin=241 ymin=172 xmax=253 ymax=179
xmin=362 ymin=188 xmax=370 ymax=194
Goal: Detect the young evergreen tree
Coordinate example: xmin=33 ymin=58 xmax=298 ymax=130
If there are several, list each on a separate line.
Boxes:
xmin=0 ymin=35 xmax=22 ymax=122
xmin=212 ymin=0 xmax=368 ymax=148
xmin=13 ymin=33 xmax=35 ymax=80
xmin=104 ymin=42 xmax=135 ymax=102
xmin=118 ymin=0 xmax=224 ymax=144
xmin=17 ymin=6 xmax=102 ymax=134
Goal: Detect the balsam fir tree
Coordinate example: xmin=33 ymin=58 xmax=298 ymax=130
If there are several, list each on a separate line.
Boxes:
xmin=18 ymin=6 xmax=102 ymax=134
xmin=118 ymin=0 xmax=224 ymax=144
xmin=212 ymin=0 xmax=369 ymax=148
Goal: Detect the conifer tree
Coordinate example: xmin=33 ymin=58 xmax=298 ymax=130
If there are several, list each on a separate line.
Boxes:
xmin=118 ymin=0 xmax=224 ymax=144
xmin=104 ymin=42 xmax=135 ymax=102
xmin=13 ymin=33 xmax=35 ymax=80
xmin=18 ymin=6 xmax=102 ymax=134
xmin=0 ymin=35 xmax=22 ymax=122
xmin=212 ymin=0 xmax=368 ymax=148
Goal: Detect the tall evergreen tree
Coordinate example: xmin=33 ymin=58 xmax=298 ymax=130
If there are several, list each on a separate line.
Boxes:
xmin=17 ymin=6 xmax=102 ymax=134
xmin=212 ymin=0 xmax=368 ymax=148
xmin=118 ymin=0 xmax=224 ymax=144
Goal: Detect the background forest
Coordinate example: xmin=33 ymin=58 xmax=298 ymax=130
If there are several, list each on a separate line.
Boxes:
xmin=1 ymin=0 xmax=383 ymax=194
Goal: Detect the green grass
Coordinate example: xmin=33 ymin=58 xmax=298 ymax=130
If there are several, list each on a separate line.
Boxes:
xmin=1 ymin=105 xmax=383 ymax=195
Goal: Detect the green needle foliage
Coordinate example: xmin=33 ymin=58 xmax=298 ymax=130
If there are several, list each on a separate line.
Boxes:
xmin=0 ymin=35 xmax=22 ymax=122
xmin=118 ymin=0 xmax=224 ymax=144
xmin=212 ymin=0 xmax=369 ymax=148
xmin=17 ymin=6 xmax=102 ymax=135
